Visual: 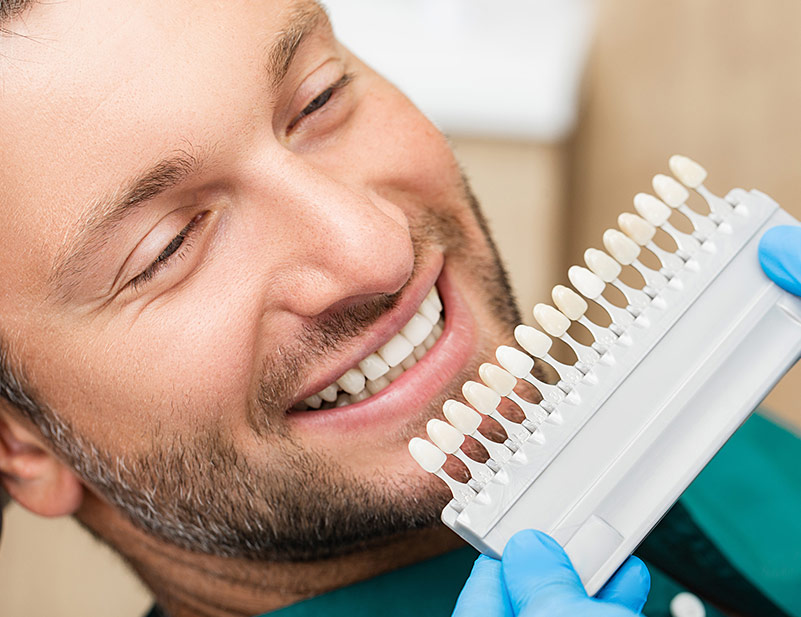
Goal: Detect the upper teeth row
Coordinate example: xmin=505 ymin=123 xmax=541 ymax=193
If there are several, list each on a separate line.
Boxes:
xmin=296 ymin=285 xmax=444 ymax=410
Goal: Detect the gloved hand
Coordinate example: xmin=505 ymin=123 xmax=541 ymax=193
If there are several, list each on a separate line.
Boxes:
xmin=452 ymin=530 xmax=650 ymax=617
xmin=759 ymin=225 xmax=801 ymax=296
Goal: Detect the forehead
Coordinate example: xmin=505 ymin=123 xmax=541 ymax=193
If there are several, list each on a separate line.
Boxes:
xmin=0 ymin=0 xmax=319 ymax=300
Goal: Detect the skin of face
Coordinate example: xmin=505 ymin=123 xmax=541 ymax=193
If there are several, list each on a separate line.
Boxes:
xmin=0 ymin=0 xmax=522 ymax=614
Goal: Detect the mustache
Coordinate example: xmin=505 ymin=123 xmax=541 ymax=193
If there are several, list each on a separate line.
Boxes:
xmin=248 ymin=206 xmax=467 ymax=436
xmin=252 ymin=289 xmax=400 ymax=433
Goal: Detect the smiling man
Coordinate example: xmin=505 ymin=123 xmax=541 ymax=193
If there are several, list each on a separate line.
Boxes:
xmin=5 ymin=2 xmax=801 ymax=617
xmin=0 ymin=0 xmax=524 ymax=614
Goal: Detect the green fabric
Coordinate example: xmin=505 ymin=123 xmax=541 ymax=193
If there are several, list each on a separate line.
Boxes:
xmin=256 ymin=545 xmax=726 ymax=617
xmin=263 ymin=547 xmax=478 ymax=617
xmin=636 ymin=501 xmax=788 ymax=616
xmin=642 ymin=562 xmax=728 ymax=617
xmin=682 ymin=413 xmax=801 ymax=616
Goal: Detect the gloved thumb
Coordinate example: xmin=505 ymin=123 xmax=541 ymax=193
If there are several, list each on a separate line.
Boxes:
xmin=501 ymin=530 xmax=649 ymax=616
xmin=595 ymin=556 xmax=651 ymax=613
xmin=501 ymin=530 xmax=588 ymax=615
xmin=759 ymin=225 xmax=801 ymax=296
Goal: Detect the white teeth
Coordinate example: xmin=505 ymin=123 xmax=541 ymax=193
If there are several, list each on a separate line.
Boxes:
xmin=419 ymin=298 xmax=440 ymax=324
xmin=552 ymin=285 xmax=588 ymax=320
xmin=304 ymin=394 xmax=323 ymax=409
xmin=401 ymin=313 xmax=435 ymax=346
xmin=584 ymin=248 xmax=622 ymax=282
xmin=426 ymin=419 xmax=464 ymax=454
xmin=378 ymin=333 xmax=415 ymax=367
xmin=568 ymin=266 xmax=606 ymax=299
xmin=319 ymin=384 xmax=339 ymax=402
xmin=366 ymin=376 xmax=390 ymax=395
xmin=653 ymin=174 xmax=689 ymax=207
xmin=603 ymin=229 xmax=640 ymax=265
xmin=408 ymin=437 xmax=446 ymax=473
xmin=401 ymin=355 xmax=417 ymax=370
xmin=514 ymin=325 xmax=552 ymax=358
xmin=443 ymin=400 xmax=483 ymax=434
xmin=293 ymin=284 xmax=445 ymax=411
xmin=351 ymin=389 xmax=370 ymax=403
xmin=358 ymin=353 xmax=390 ymax=381
xmin=385 ymin=364 xmax=404 ymax=381
xmin=496 ymin=345 xmax=535 ymax=378
xmin=462 ymin=381 xmax=501 ymax=415
xmin=669 ymin=155 xmax=707 ymax=188
xmin=634 ymin=193 xmax=672 ymax=226
xmin=479 ymin=363 xmax=517 ymax=396
xmin=427 ymin=286 xmax=443 ymax=312
xmin=336 ymin=368 xmax=366 ymax=395
xmin=534 ymin=303 xmax=570 ymax=337
xmin=618 ymin=213 xmax=655 ymax=246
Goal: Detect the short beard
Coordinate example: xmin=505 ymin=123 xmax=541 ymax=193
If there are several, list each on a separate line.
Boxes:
xmin=10 ymin=176 xmax=521 ymax=562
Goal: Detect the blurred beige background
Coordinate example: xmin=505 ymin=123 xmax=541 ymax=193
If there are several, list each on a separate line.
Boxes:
xmin=3 ymin=1 xmax=801 ymax=615
xmin=566 ymin=0 xmax=801 ymax=427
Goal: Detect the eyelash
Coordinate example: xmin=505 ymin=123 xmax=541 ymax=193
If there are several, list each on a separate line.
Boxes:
xmin=128 ymin=212 xmax=206 ymax=291
xmin=288 ymin=72 xmax=353 ymax=132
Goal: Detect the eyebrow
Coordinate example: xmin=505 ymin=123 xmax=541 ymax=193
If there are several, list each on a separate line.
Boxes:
xmin=0 ymin=0 xmax=33 ymax=31
xmin=49 ymin=0 xmax=329 ymax=300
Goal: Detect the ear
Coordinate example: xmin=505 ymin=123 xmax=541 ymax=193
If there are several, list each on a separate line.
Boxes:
xmin=0 ymin=410 xmax=83 ymax=517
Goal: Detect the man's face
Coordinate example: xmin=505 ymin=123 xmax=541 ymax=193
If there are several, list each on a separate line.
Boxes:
xmin=0 ymin=0 xmax=519 ymax=559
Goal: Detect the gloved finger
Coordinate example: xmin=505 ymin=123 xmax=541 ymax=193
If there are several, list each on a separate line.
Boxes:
xmin=759 ymin=225 xmax=801 ymax=296
xmin=452 ymin=554 xmax=513 ymax=617
xmin=595 ymin=556 xmax=650 ymax=613
xmin=501 ymin=529 xmax=588 ymax=616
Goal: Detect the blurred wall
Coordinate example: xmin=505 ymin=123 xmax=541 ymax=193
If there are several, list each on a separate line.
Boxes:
xmin=568 ymin=0 xmax=801 ymax=428
xmin=324 ymin=0 xmax=595 ymax=140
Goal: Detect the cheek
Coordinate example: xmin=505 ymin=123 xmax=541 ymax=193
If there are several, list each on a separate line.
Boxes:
xmin=311 ymin=73 xmax=464 ymax=209
xmin=25 ymin=297 xmax=260 ymax=452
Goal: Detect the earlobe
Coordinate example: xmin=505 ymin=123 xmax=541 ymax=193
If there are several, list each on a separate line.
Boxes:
xmin=0 ymin=412 xmax=83 ymax=517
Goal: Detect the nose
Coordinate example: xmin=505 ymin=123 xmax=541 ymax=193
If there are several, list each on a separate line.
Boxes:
xmin=260 ymin=156 xmax=415 ymax=317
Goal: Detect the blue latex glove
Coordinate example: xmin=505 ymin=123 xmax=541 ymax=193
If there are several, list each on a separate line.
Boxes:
xmin=759 ymin=225 xmax=801 ymax=296
xmin=452 ymin=530 xmax=650 ymax=617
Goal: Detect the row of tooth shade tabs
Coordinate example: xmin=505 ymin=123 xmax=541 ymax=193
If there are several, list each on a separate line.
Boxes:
xmin=408 ymin=154 xmax=734 ymax=498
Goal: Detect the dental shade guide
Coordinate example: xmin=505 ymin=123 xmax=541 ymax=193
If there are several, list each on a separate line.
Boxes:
xmin=408 ymin=155 xmax=801 ymax=595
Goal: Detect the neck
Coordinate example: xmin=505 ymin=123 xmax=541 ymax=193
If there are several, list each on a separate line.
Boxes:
xmin=77 ymin=496 xmax=463 ymax=617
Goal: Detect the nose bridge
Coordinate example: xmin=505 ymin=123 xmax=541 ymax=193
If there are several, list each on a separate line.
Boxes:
xmin=270 ymin=157 xmax=414 ymax=316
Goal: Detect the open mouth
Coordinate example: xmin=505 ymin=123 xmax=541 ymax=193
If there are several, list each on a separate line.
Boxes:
xmin=291 ymin=284 xmax=445 ymax=411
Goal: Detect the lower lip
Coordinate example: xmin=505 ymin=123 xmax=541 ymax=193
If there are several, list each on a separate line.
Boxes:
xmin=286 ymin=266 xmax=476 ymax=434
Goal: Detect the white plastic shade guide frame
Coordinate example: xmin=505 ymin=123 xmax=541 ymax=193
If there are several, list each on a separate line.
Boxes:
xmin=411 ymin=157 xmax=801 ymax=594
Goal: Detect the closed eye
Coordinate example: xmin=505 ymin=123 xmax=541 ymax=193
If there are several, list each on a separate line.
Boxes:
xmin=127 ymin=212 xmax=207 ymax=291
xmin=288 ymin=72 xmax=353 ymax=132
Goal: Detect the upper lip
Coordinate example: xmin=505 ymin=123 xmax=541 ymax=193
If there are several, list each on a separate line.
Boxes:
xmin=286 ymin=253 xmax=444 ymax=408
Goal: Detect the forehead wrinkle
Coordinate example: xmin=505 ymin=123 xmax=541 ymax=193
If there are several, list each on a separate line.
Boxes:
xmin=47 ymin=148 xmax=203 ymax=303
